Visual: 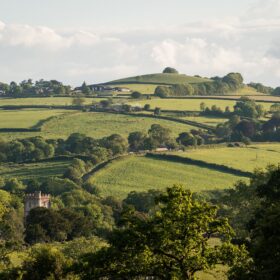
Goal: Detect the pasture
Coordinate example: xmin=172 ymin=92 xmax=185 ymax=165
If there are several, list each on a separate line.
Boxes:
xmin=88 ymin=155 xmax=246 ymax=199
xmin=0 ymin=109 xmax=75 ymax=129
xmin=0 ymin=159 xmax=71 ymax=181
xmin=172 ymin=143 xmax=280 ymax=172
xmin=0 ymin=97 xmax=104 ymax=106
xmin=106 ymin=73 xmax=211 ymax=85
xmin=129 ymin=98 xmax=274 ymax=111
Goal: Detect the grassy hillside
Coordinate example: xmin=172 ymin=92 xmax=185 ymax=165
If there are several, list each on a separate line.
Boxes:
xmin=0 ymin=97 xmax=105 ymax=106
xmin=0 ymin=112 xmax=197 ymax=140
xmin=0 ymin=159 xmax=71 ymax=181
xmin=88 ymin=155 xmax=246 ymax=199
xmin=129 ymin=98 xmax=274 ymax=111
xmin=0 ymin=109 xmax=75 ymax=129
xmin=105 ymin=73 xmax=211 ymax=86
xmin=171 ymin=144 xmax=280 ymax=172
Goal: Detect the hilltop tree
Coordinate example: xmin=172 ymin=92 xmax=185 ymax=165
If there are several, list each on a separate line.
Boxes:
xmin=76 ymin=186 xmax=245 ymax=279
xmin=163 ymin=67 xmax=179 ymax=74
xmin=81 ymin=82 xmax=91 ymax=94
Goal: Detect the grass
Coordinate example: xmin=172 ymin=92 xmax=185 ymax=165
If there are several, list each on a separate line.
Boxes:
xmin=0 ymin=112 xmax=197 ymax=140
xmin=0 ymin=97 xmax=104 ymax=106
xmin=129 ymin=98 xmax=274 ymax=111
xmin=106 ymin=73 xmax=211 ymax=85
xmin=171 ymin=143 xmax=280 ymax=172
xmin=0 ymin=159 xmax=71 ymax=181
xmin=88 ymin=155 xmax=246 ymax=199
xmin=0 ymin=109 xmax=75 ymax=129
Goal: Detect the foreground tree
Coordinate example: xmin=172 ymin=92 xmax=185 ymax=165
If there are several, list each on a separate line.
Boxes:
xmin=76 ymin=185 xmax=245 ymax=279
xmin=229 ymin=166 xmax=280 ymax=280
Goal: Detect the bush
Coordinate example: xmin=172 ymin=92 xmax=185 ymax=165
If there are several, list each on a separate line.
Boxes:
xmin=162 ymin=67 xmax=179 ymax=74
xmin=131 ymin=91 xmax=142 ymax=99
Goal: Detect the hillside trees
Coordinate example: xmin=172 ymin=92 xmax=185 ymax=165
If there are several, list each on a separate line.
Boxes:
xmin=228 ymin=166 xmax=280 ymax=279
xmin=76 ymin=185 xmax=245 ymax=279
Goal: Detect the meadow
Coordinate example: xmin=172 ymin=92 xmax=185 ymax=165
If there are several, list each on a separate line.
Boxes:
xmin=0 ymin=97 xmax=104 ymax=106
xmin=88 ymin=155 xmax=246 ymax=199
xmin=106 ymin=73 xmax=211 ymax=85
xmin=0 ymin=159 xmax=71 ymax=181
xmin=171 ymin=143 xmax=280 ymax=172
xmin=0 ymin=109 xmax=75 ymax=129
xmin=129 ymin=98 xmax=274 ymax=111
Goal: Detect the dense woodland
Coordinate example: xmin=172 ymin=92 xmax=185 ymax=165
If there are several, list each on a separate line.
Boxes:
xmin=0 ymin=69 xmax=280 ymax=279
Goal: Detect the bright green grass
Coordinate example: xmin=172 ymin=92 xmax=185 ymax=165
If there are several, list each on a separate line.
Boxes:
xmin=171 ymin=144 xmax=280 ymax=172
xmin=0 ymin=160 xmax=71 ymax=180
xmin=0 ymin=109 xmax=75 ymax=129
xmin=106 ymin=73 xmax=211 ymax=85
xmin=0 ymin=97 xmax=104 ymax=106
xmin=0 ymin=112 xmax=197 ymax=140
xmin=109 ymin=83 xmax=158 ymax=94
xmin=129 ymin=98 xmax=273 ymax=111
xmin=88 ymin=155 xmax=246 ymax=199
xmin=39 ymin=112 xmax=196 ymax=139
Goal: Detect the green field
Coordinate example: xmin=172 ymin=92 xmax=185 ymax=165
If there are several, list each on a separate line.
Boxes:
xmin=0 ymin=112 xmax=197 ymax=140
xmin=106 ymin=73 xmax=211 ymax=85
xmin=0 ymin=109 xmax=75 ymax=129
xmin=0 ymin=159 xmax=71 ymax=181
xmin=0 ymin=97 xmax=104 ymax=106
xmin=88 ymin=155 xmax=246 ymax=198
xmin=171 ymin=144 xmax=280 ymax=172
xmin=129 ymin=98 xmax=273 ymax=111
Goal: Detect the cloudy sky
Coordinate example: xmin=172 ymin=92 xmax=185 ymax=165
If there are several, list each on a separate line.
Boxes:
xmin=0 ymin=0 xmax=279 ymax=87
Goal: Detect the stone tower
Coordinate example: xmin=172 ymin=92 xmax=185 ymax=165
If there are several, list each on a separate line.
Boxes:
xmin=24 ymin=191 xmax=51 ymax=218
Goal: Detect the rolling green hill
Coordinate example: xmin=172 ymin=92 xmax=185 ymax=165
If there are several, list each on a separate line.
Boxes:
xmin=104 ymin=73 xmax=211 ymax=86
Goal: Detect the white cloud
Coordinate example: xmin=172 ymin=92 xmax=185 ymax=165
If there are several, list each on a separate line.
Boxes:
xmin=0 ymin=4 xmax=280 ymax=87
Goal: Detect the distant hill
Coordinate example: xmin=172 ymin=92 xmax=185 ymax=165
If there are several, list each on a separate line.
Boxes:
xmin=103 ymin=73 xmax=212 ymax=86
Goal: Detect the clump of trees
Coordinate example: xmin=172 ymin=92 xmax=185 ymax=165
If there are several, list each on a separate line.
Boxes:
xmin=0 ymin=79 xmax=71 ymax=97
xmin=155 ymin=72 xmax=245 ymax=97
xmin=248 ymin=82 xmax=273 ymax=94
xmin=162 ymin=67 xmax=179 ymax=74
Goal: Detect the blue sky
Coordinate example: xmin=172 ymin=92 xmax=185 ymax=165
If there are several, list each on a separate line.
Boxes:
xmin=0 ymin=0 xmax=279 ymax=86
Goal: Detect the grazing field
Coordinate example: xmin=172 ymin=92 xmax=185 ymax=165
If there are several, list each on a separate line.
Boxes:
xmin=0 ymin=159 xmax=71 ymax=181
xmin=171 ymin=144 xmax=280 ymax=172
xmin=106 ymin=73 xmax=211 ymax=85
xmin=88 ymin=155 xmax=246 ymax=198
xmin=0 ymin=97 xmax=104 ymax=106
xmin=0 ymin=109 xmax=75 ymax=129
xmin=129 ymin=98 xmax=273 ymax=111
xmin=0 ymin=112 xmax=197 ymax=140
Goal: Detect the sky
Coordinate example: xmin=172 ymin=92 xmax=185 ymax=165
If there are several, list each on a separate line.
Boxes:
xmin=0 ymin=0 xmax=279 ymax=87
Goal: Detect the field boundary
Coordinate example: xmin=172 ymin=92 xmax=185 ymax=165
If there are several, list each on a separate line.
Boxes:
xmin=146 ymin=153 xmax=252 ymax=177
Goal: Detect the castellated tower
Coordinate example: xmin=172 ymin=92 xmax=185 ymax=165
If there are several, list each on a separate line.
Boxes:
xmin=24 ymin=191 xmax=51 ymax=218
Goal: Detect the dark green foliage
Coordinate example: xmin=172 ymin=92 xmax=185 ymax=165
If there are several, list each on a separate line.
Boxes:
xmin=25 ymin=207 xmax=92 ymax=244
xmin=162 ymin=67 xmax=179 ymax=74
xmin=229 ymin=166 xmax=280 ymax=279
xmin=76 ymin=186 xmax=244 ymax=279
xmin=234 ymin=97 xmax=265 ymax=119
xmin=123 ymin=189 xmax=162 ymax=212
xmin=248 ymin=82 xmax=273 ymax=94
xmin=272 ymin=86 xmax=280 ymax=96
xmin=154 ymin=85 xmax=171 ymax=97
xmin=131 ymin=91 xmax=142 ymax=99
xmin=0 ymin=79 xmax=71 ymax=97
